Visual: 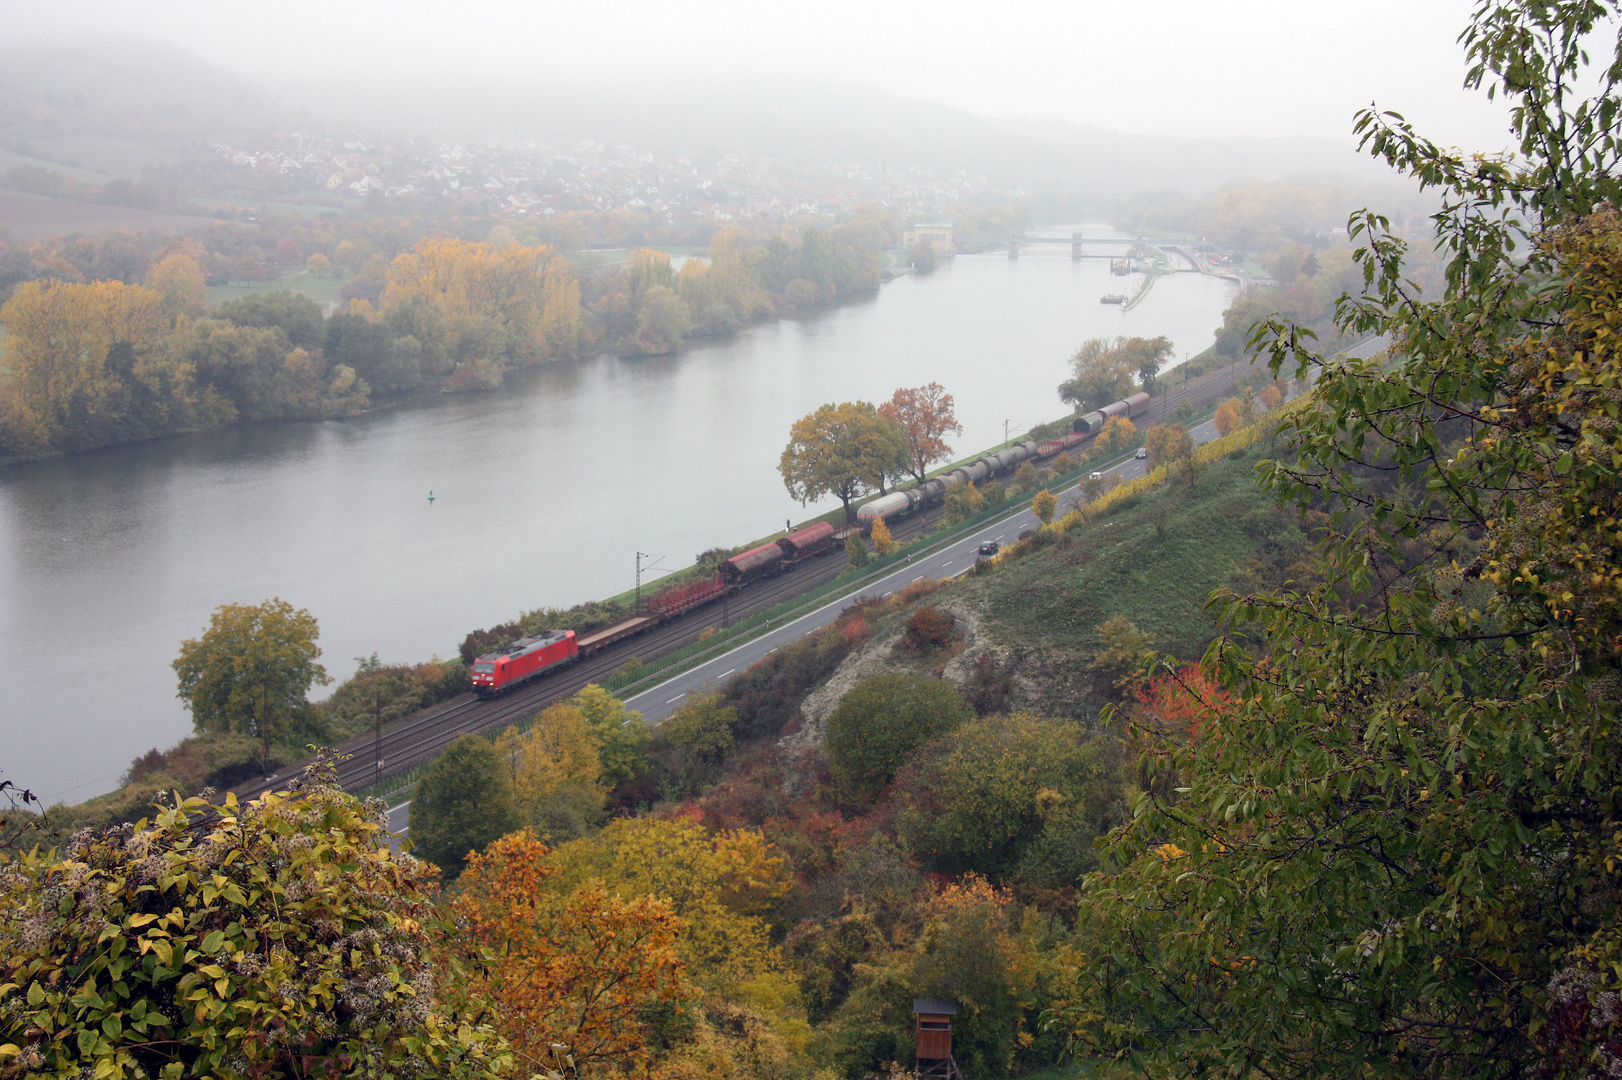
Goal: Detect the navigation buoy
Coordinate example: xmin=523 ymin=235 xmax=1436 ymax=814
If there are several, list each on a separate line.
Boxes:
xmin=428 ymin=490 xmax=435 ymax=503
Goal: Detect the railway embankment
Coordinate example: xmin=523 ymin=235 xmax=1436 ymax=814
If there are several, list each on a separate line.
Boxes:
xmin=16 ymin=355 xmax=1292 ymax=847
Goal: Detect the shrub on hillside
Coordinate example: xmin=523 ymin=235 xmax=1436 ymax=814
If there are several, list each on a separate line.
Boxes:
xmin=824 ymin=674 xmax=973 ymax=804
xmin=901 ymin=606 xmax=957 ymax=651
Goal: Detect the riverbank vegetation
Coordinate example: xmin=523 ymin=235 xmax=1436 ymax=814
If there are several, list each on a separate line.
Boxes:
xmin=11 ymin=6 xmax=1617 ymax=1076
xmin=0 ymin=218 xmax=885 ymax=460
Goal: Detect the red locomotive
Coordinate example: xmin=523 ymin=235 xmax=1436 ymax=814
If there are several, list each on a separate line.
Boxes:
xmin=471 ymin=629 xmax=579 ymax=697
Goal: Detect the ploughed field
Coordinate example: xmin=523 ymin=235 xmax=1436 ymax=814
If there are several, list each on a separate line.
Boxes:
xmin=0 ymin=191 xmax=233 ymax=241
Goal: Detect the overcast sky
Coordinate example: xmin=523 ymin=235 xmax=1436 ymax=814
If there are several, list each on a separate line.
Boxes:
xmin=10 ymin=0 xmax=1518 ymax=150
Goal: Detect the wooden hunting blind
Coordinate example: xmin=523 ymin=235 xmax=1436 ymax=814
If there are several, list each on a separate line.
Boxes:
xmin=912 ymin=999 xmax=963 ymax=1079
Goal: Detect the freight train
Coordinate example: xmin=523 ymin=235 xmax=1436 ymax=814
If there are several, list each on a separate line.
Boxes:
xmin=470 ymin=523 xmax=843 ymax=695
xmin=856 ymin=391 xmax=1152 ymax=528
xmin=473 ymin=393 xmax=1156 ymax=698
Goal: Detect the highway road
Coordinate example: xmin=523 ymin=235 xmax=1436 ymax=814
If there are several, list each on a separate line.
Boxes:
xmin=620 ymin=417 xmax=1220 ymax=728
xmin=385 ymin=414 xmax=1222 ymax=835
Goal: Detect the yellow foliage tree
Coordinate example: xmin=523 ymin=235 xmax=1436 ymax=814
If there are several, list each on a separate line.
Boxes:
xmin=541 ymin=816 xmax=791 ymax=996
xmin=514 ymin=704 xmax=603 ymax=808
xmin=305 ymin=252 xmax=333 ymax=276
xmin=1094 ymin=415 xmax=1137 ymax=455
xmin=538 ymin=254 xmax=582 ymax=358
xmin=384 ymin=237 xmax=542 ymax=324
xmin=1032 ymin=488 xmax=1058 ymax=524
xmin=1213 ymin=397 xmax=1243 ymax=436
xmin=0 ymin=279 xmax=177 ymax=444
xmin=870 ymin=514 xmax=894 ymax=554
xmin=145 ymin=252 xmax=207 ymax=320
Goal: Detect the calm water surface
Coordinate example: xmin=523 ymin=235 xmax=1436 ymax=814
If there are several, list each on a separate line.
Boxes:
xmin=1 ymin=228 xmax=1236 ymax=803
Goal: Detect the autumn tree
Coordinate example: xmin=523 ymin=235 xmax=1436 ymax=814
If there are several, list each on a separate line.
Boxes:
xmin=1093 ymin=415 xmax=1137 ymax=455
xmin=1143 ymin=422 xmax=1194 ymax=468
xmin=569 ymin=683 xmax=650 ymax=788
xmin=879 ymin=382 xmax=964 ymax=484
xmin=1119 ymin=334 xmax=1173 ymax=391
xmin=1063 ymin=5 xmax=1622 ymax=1076
xmin=1212 ymin=396 xmax=1242 ymax=436
xmin=453 ymin=832 xmax=687 ymax=1075
xmin=1032 ymin=488 xmax=1057 ymax=524
xmin=306 ymin=251 xmax=333 ymax=276
xmin=0 ymin=768 xmax=514 ymax=1080
xmin=945 ymin=480 xmax=985 ymax=524
xmin=1058 ymin=336 xmax=1139 ymax=412
xmin=171 ymin=598 xmax=330 ymax=762
xmin=540 ymin=816 xmax=792 ymax=996
xmin=145 ymin=251 xmax=206 ymax=320
xmin=494 ymin=704 xmax=604 ymax=840
xmin=1087 ymin=614 xmax=1153 ymax=692
xmin=779 ymin=401 xmax=909 ymax=523
xmin=1011 ymin=460 xmax=1038 ymax=493
xmin=0 ymin=278 xmax=177 ymax=449
xmin=382 ymin=237 xmax=581 ymax=363
xmin=411 ymin=733 xmax=522 ymax=879
xmin=1258 ymin=382 xmax=1283 ymax=410
xmin=870 ymin=514 xmax=895 ymax=554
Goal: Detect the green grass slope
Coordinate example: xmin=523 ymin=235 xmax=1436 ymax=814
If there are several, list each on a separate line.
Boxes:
xmin=950 ymin=444 xmax=1307 ymax=718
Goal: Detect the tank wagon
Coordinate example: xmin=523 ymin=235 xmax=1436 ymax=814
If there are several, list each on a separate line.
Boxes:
xmin=858 ymin=389 xmax=1157 ymax=529
xmin=476 ymin=390 xmax=1161 ymax=701
xmin=472 ymin=629 xmax=580 ymax=697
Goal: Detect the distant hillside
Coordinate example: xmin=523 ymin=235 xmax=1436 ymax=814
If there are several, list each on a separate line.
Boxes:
xmin=272 ymin=74 xmax=1392 ymax=199
xmin=0 ymin=39 xmax=279 ymax=146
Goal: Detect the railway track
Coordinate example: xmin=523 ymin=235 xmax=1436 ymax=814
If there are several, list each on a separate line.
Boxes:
xmin=231 ymin=516 xmax=951 ymax=802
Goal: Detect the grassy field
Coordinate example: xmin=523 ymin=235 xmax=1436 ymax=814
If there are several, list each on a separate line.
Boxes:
xmin=206 ymin=271 xmax=348 ymax=306
xmin=190 ymin=196 xmax=354 ymax=220
xmin=948 ymin=442 xmax=1306 ymax=718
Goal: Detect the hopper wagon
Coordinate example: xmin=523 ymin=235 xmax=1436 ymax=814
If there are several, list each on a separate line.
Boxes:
xmin=721 ymin=541 xmax=785 ymax=586
xmin=777 ymin=521 xmax=838 ymax=561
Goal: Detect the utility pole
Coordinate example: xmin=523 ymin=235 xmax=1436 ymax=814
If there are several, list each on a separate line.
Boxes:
xmin=373 ymin=689 xmax=382 ymax=788
xmin=636 ymin=551 xmax=647 ymax=608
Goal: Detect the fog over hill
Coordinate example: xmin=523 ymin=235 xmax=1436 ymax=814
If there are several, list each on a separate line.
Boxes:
xmin=278 ymin=74 xmax=1393 ymax=198
xmin=0 ymin=39 xmax=1397 ymax=204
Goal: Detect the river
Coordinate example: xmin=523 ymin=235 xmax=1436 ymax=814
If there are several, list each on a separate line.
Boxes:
xmin=0 ymin=226 xmax=1236 ymax=805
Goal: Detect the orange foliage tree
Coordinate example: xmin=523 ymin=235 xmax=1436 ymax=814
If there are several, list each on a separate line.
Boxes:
xmin=453 ymin=831 xmax=688 ymax=1075
xmin=879 ymin=382 xmax=964 ymax=484
xmin=1132 ymin=663 xmax=1234 ymax=743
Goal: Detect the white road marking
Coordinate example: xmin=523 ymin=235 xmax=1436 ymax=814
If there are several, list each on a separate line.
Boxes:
xmin=912 ymin=575 xmax=924 ymax=582
xmin=388 ymin=801 xmax=409 ymax=815
xmin=942 ymin=560 xmax=952 ymax=567
xmin=719 ymin=669 xmax=735 ymax=679
xmin=667 ymin=693 xmax=686 ymax=703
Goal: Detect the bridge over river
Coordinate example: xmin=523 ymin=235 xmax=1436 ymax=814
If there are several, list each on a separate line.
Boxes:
xmin=955 ymin=232 xmax=1209 ymax=261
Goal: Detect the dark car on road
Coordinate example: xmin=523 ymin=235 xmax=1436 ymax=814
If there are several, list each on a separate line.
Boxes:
xmin=977 ymin=541 xmax=1000 ymax=556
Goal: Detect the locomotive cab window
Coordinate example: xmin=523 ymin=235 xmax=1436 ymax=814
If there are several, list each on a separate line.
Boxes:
xmin=474 ymin=663 xmax=494 ymax=673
